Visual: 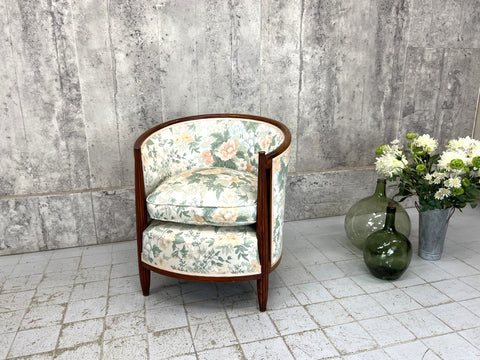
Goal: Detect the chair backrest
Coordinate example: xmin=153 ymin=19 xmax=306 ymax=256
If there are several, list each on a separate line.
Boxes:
xmin=140 ymin=116 xmax=286 ymax=195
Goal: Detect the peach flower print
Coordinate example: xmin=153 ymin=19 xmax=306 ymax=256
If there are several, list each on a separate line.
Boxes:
xmin=217 ymin=139 xmax=239 ymax=161
xmin=180 ymin=171 xmax=193 ymax=178
xmin=192 ymin=215 xmax=207 ymax=225
xmin=174 ymin=132 xmax=193 ymax=144
xmin=250 ymin=261 xmax=261 ymax=272
xmin=201 ymin=150 xmax=214 ymax=165
xmin=200 ymin=168 xmax=224 ymax=175
xmin=215 ymin=233 xmax=242 ymax=247
xmin=212 ymin=208 xmax=238 ymax=224
xmin=273 ymin=158 xmax=281 ymax=173
xmin=261 ymin=135 xmax=272 ymax=149
xmin=160 ymin=232 xmax=175 ymax=250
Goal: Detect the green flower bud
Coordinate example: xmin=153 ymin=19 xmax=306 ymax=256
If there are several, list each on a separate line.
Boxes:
xmin=415 ymin=150 xmax=425 ymax=156
xmin=416 ymin=164 xmax=426 ymax=173
xmin=462 ymin=178 xmax=471 ymax=187
xmin=472 ymin=156 xmax=480 ymax=168
xmin=450 ymin=159 xmax=465 ymax=170
xmin=452 ymin=187 xmax=464 ymax=196
xmin=375 ymin=145 xmax=386 ymax=156
xmin=406 ymin=133 xmax=418 ymax=140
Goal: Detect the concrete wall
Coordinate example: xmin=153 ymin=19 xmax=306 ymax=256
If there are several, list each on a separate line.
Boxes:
xmin=475 ymin=89 xmax=480 ymax=140
xmin=1 ymin=0 xmax=479 ymax=254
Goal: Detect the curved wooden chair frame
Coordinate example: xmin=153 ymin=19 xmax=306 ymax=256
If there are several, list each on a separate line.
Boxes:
xmin=134 ymin=114 xmax=291 ymax=311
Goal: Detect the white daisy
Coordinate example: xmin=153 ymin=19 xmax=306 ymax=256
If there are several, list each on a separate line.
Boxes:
xmin=375 ymin=154 xmax=406 ymax=178
xmin=444 ymin=177 xmax=462 ymax=188
xmin=424 ymin=173 xmax=433 ymax=183
xmin=412 ymin=134 xmax=438 ymax=154
xmin=434 ymin=188 xmax=451 ymax=200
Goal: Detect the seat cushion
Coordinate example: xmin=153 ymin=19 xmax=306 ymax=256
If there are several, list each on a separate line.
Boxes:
xmin=142 ymin=220 xmax=260 ymax=276
xmin=146 ymin=167 xmax=257 ymax=226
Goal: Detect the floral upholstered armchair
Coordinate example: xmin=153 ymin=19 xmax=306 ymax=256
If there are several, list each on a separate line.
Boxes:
xmin=134 ymin=114 xmax=291 ymax=311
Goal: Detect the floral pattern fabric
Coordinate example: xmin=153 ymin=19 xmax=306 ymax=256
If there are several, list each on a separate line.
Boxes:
xmin=141 ymin=118 xmax=285 ymax=195
xmin=271 ymin=147 xmax=290 ymax=265
xmin=146 ymin=167 xmax=258 ymax=226
xmin=139 ymin=116 xmax=290 ymax=274
xmin=142 ymin=220 xmax=260 ymax=276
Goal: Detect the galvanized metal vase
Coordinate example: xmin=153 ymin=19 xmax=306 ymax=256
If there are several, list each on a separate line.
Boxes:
xmin=417 ymin=204 xmax=455 ymax=261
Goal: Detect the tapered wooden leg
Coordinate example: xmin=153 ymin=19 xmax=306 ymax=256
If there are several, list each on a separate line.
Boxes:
xmin=139 ymin=265 xmax=151 ymax=296
xmin=257 ymin=274 xmax=269 ymax=312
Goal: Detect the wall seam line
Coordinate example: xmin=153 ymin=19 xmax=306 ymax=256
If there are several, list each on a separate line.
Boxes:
xmin=0 ymin=186 xmax=135 ymax=201
xmin=296 ymin=0 xmax=305 ymax=174
xmin=106 ymin=0 xmax=124 ymax=184
xmin=5 ymin=0 xmax=28 ymax=143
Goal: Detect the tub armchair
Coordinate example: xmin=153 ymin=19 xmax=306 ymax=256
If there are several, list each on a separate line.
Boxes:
xmin=134 ymin=114 xmax=291 ymax=311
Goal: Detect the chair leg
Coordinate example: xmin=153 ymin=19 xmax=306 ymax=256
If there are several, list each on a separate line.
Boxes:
xmin=257 ymin=274 xmax=269 ymax=312
xmin=139 ymin=265 xmax=151 ymax=296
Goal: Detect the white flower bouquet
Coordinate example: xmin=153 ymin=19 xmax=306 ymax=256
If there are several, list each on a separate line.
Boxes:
xmin=375 ymin=133 xmax=480 ymax=211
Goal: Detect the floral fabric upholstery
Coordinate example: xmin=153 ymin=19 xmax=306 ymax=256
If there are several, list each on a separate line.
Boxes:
xmin=146 ymin=167 xmax=258 ymax=226
xmin=141 ymin=118 xmax=285 ymax=195
xmin=271 ymin=146 xmax=290 ymax=265
xmin=142 ymin=220 xmax=260 ymax=276
xmin=139 ymin=116 xmax=290 ymax=276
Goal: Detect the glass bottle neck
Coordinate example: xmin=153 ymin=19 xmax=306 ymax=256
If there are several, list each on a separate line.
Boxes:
xmin=384 ymin=208 xmax=396 ymax=231
xmin=374 ymin=179 xmax=386 ymax=198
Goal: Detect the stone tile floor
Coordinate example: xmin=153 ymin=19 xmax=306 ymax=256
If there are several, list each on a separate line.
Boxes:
xmin=1 ymin=206 xmax=480 ymax=359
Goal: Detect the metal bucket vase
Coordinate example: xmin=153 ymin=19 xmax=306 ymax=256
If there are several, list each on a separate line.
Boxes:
xmin=417 ymin=204 xmax=455 ymax=261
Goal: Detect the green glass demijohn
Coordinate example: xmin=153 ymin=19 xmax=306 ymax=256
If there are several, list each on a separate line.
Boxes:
xmin=344 ymin=178 xmax=411 ymax=250
xmin=363 ymin=203 xmax=412 ymax=280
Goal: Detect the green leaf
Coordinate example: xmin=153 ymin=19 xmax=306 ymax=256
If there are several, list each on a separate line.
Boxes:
xmin=174 ymin=234 xmax=185 ymax=244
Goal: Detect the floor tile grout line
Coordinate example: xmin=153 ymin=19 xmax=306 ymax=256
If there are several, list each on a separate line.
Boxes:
xmin=97 ymin=256 xmax=112 ymax=360
xmin=218 ymin=282 xmax=249 ymax=360
xmin=179 ymin=281 xmax=200 ymax=359
xmin=5 ymin=271 xmax=40 ymax=359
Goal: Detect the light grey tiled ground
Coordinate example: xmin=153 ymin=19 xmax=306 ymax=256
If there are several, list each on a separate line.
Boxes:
xmin=1 ymin=206 xmax=480 ymax=359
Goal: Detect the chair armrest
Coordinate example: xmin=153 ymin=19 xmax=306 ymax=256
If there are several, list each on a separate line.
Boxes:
xmin=269 ymin=147 xmax=290 ymax=265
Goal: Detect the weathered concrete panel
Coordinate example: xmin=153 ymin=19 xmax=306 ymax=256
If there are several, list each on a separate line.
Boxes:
xmin=196 ymin=0 xmax=232 ymax=113
xmin=407 ymin=1 xmax=431 ymax=48
xmin=230 ymin=0 xmax=261 ymax=114
xmin=0 ymin=198 xmax=43 ymax=255
xmin=409 ymin=0 xmax=480 ymax=49
xmin=108 ymin=0 xmax=163 ymax=185
xmin=92 ymin=189 xmax=135 ymax=244
xmin=0 ymin=0 xmax=27 ymax=196
xmin=296 ymin=0 xmax=411 ymax=172
xmin=260 ymin=0 xmax=301 ymax=172
xmin=3 ymin=0 xmax=90 ymax=195
xmin=38 ymin=193 xmax=97 ymax=250
xmin=285 ymin=169 xmax=379 ymax=221
xmin=459 ymin=0 xmax=480 ymax=49
xmin=49 ymin=0 xmax=91 ymax=189
xmin=332 ymin=0 xmax=378 ymax=167
xmin=0 ymin=192 xmax=96 ymax=255
xmin=368 ymin=0 xmax=411 ymax=142
xmin=398 ymin=47 xmax=445 ymax=137
xmin=296 ymin=0 xmax=338 ymax=172
xmin=157 ymin=0 xmax=198 ymax=120
xmin=436 ymin=49 xmax=480 ymax=142
xmin=410 ymin=1 xmax=463 ymax=48
xmin=71 ymin=0 xmax=123 ymax=188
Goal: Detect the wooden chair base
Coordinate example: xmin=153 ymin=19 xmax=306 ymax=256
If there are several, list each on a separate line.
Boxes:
xmin=138 ymin=261 xmax=277 ymax=312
